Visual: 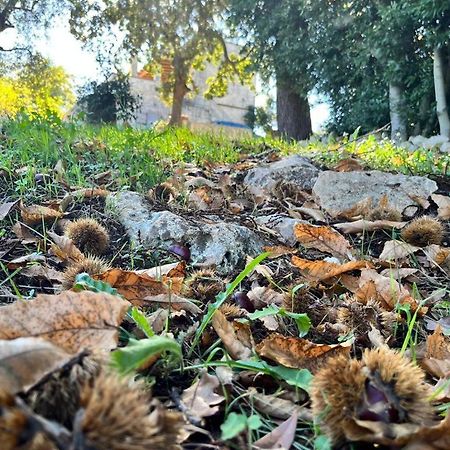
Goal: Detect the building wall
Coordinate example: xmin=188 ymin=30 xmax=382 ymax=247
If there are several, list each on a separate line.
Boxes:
xmin=129 ymin=44 xmax=254 ymax=134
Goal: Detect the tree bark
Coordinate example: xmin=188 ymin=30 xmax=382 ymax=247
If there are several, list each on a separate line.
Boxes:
xmin=276 ymin=79 xmax=312 ymax=141
xmin=389 ymin=82 xmax=407 ymax=142
xmin=168 ymin=56 xmax=190 ymax=127
xmin=433 ymin=46 xmax=450 ymax=138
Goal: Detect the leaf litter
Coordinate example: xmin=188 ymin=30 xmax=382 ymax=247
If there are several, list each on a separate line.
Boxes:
xmin=0 ymin=149 xmax=449 ymax=449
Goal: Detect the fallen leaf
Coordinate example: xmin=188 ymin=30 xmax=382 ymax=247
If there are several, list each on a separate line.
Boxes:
xmin=136 ymin=261 xmax=186 ymax=279
xmin=212 ymin=309 xmax=252 ymax=360
xmin=188 ymin=186 xmax=226 ymax=211
xmin=248 ymin=388 xmax=312 ymax=421
xmin=292 ymin=256 xmax=371 ymax=282
xmin=0 ymin=290 xmax=130 ymax=353
xmin=247 ymin=286 xmax=285 ymax=310
xmin=20 ymin=202 xmax=63 ymax=225
xmin=431 ymin=194 xmax=450 ymax=220
xmin=143 ymin=293 xmax=201 ymax=314
xmin=409 ymin=194 xmax=430 ymax=209
xmin=181 ymin=372 xmax=225 ymax=421
xmin=0 ymin=200 xmax=18 ymax=220
xmin=7 ymin=252 xmax=46 ymax=269
xmin=402 ymin=414 xmax=450 ymax=450
xmin=94 ymin=267 xmax=184 ymax=306
xmin=253 ymin=412 xmax=298 ymax=450
xmin=333 ymin=158 xmax=364 ymax=172
xmin=47 ymin=231 xmax=84 ymax=263
xmin=294 ymin=223 xmax=353 ymax=259
xmin=263 ymin=245 xmax=297 ymax=259
xmin=334 ymin=219 xmax=406 ymax=234
xmin=422 ymin=244 xmax=450 ymax=267
xmin=20 ymin=264 xmax=65 ymax=283
xmin=70 ymin=187 xmax=110 ymax=198
xmin=421 ymin=326 xmax=450 ymax=378
xmin=356 ymin=269 xmax=424 ymax=313
xmin=0 ymin=337 xmax=72 ymax=394
xmin=256 ymin=334 xmax=352 ymax=373
xmin=294 ymin=205 xmax=327 ymax=222
xmin=11 ymin=222 xmax=40 ymax=244
xmin=379 ymin=240 xmax=420 ymax=261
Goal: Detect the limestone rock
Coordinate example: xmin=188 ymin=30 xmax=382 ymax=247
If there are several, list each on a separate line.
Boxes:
xmin=440 ymin=142 xmax=450 ymax=153
xmin=255 ymin=215 xmax=306 ymax=246
xmin=243 ymin=155 xmax=320 ymax=200
xmin=107 ymin=191 xmax=264 ymax=274
xmin=312 ymin=171 xmax=438 ymax=218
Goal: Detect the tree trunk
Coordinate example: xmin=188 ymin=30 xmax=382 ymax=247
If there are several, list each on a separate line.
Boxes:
xmin=168 ymin=56 xmax=190 ymax=127
xmin=276 ymin=80 xmax=312 ymax=141
xmin=389 ymin=82 xmax=407 ymax=142
xmin=433 ymin=46 xmax=450 ymax=138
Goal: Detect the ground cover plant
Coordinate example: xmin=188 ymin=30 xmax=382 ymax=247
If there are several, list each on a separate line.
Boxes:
xmin=0 ymin=115 xmax=450 ymax=450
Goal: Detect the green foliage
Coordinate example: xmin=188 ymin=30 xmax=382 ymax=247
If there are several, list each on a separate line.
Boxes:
xmin=130 ymin=307 xmax=155 ymax=338
xmin=73 ymin=272 xmax=119 ymax=295
xmin=0 ymin=55 xmax=75 ymax=118
xmin=244 ymin=104 xmax=274 ymax=134
xmin=221 ymin=412 xmax=262 ymax=440
xmin=111 ymin=336 xmax=182 ymax=375
xmin=78 ymin=74 xmax=141 ymax=124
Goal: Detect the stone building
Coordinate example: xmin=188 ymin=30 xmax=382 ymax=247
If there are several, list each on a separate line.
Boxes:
xmin=128 ymin=43 xmax=254 ymax=135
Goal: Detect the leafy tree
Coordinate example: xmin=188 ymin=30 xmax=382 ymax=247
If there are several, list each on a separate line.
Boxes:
xmin=229 ymin=0 xmax=313 ymax=140
xmin=0 ymin=1 xmax=64 ymax=53
xmin=69 ymin=0 xmax=251 ymax=126
xmin=0 ymin=54 xmax=74 ymax=117
xmin=78 ymin=74 xmax=141 ymax=124
xmin=244 ymin=102 xmax=274 ymax=135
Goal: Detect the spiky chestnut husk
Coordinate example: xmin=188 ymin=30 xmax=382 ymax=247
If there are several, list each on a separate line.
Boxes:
xmin=366 ymin=206 xmax=402 ymax=222
xmin=311 ymin=348 xmax=433 ymax=445
xmin=401 ymin=216 xmax=444 ymax=247
xmin=336 ymin=300 xmax=398 ymax=343
xmin=28 ymin=356 xmax=101 ymax=428
xmin=79 ymin=372 xmax=185 ymax=450
xmin=183 ymin=269 xmax=225 ymax=302
xmin=219 ymin=302 xmax=247 ymax=318
xmin=64 ymin=218 xmax=110 ymax=256
xmin=62 ymin=255 xmax=110 ymax=289
xmin=148 ymin=181 xmax=178 ymax=203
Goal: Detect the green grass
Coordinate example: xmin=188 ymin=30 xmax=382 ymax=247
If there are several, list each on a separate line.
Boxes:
xmin=1 ymin=114 xmax=449 ymax=202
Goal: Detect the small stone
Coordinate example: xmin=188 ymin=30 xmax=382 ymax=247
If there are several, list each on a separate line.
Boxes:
xmin=312 ymin=170 xmax=438 ymax=218
xmin=107 ymin=191 xmax=265 ymax=274
xmin=243 ymin=155 xmax=320 ymax=200
xmin=255 ymin=215 xmax=306 ymax=246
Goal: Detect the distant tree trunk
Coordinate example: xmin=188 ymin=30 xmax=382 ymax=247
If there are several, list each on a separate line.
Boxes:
xmin=169 ymin=56 xmax=190 ymax=127
xmin=433 ymin=46 xmax=450 ymax=138
xmin=276 ymin=79 xmax=312 ymax=141
xmin=389 ymin=82 xmax=407 ymax=142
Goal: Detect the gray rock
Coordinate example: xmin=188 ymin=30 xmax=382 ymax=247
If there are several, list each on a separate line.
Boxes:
xmin=312 ymin=171 xmax=438 ymax=218
xmin=107 ymin=191 xmax=264 ymax=274
xmin=244 ymin=155 xmax=320 ymax=199
xmin=440 ymin=142 xmax=450 ymax=153
xmin=398 ymin=141 xmax=416 ymax=152
xmin=409 ymin=135 xmax=427 ymax=147
xmin=255 ymin=215 xmax=306 ymax=246
xmin=423 ymin=135 xmax=449 ymax=149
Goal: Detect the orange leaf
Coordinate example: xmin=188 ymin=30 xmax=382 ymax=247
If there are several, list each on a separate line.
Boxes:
xmin=0 ymin=291 xmax=130 ymax=353
xmin=294 ymin=223 xmax=353 ymax=259
xmin=256 ymin=334 xmax=352 ymax=373
xmin=292 ymin=256 xmax=371 ymax=281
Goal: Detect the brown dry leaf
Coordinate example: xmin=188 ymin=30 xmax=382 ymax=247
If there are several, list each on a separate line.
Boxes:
xmin=355 ymin=269 xmax=424 ymax=313
xmin=422 ymin=244 xmax=450 ymax=267
xmin=143 ymin=293 xmax=201 ymax=314
xmin=94 ymin=267 xmax=183 ymax=305
xmin=295 ymin=205 xmax=327 ymax=222
xmin=0 ymin=337 xmax=72 ymax=394
xmin=248 ymin=388 xmax=312 ymax=421
xmin=47 ymin=231 xmax=84 ymax=263
xmin=431 ymin=194 xmax=450 ymax=220
xmin=402 ymin=414 xmax=450 ymax=450
xmin=136 ymin=261 xmax=186 ymax=280
xmin=294 ymin=223 xmax=353 ymax=259
xmin=0 ymin=290 xmax=130 ymax=353
xmin=20 ymin=264 xmax=65 ymax=284
xmin=292 ymin=256 xmax=371 ymax=282
xmin=188 ymin=186 xmax=226 ymax=211
xmin=263 ymin=245 xmax=297 ymax=259
xmin=256 ymin=334 xmax=352 ymax=373
xmin=70 ymin=187 xmax=110 ymax=198
xmin=211 ymin=309 xmax=252 ymax=360
xmin=7 ymin=252 xmax=46 ymax=269
xmin=247 ymin=286 xmax=285 ymax=309
xmin=20 ymin=202 xmax=63 ymax=225
xmin=409 ymin=194 xmax=431 ymax=209
xmin=253 ymin=412 xmax=299 ymax=450
xmin=334 ymin=219 xmax=406 ymax=234
xmin=181 ymin=372 xmax=225 ymax=421
xmin=380 ymin=268 xmax=419 ymax=280
xmin=339 ymin=197 xmax=373 ymax=220
xmin=0 ymin=200 xmax=18 ymax=220
xmin=421 ymin=326 xmax=450 ymax=378
xmin=379 ymin=240 xmax=420 ymax=261
xmin=11 ymin=222 xmax=40 ymax=244
xmin=333 ymin=158 xmax=364 ymax=172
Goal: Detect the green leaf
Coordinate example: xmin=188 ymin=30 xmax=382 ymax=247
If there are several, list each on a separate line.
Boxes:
xmin=73 ymin=272 xmax=119 ymax=295
xmin=247 ymin=414 xmax=263 ymax=430
xmin=111 ymin=336 xmax=181 ymax=375
xmin=220 ymin=412 xmax=248 ymax=440
xmin=314 ymin=435 xmax=332 ymax=450
xmin=248 ymin=305 xmax=311 ymax=337
xmin=190 ymin=252 xmax=270 ymax=354
xmin=130 ymin=307 xmax=154 ymax=337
